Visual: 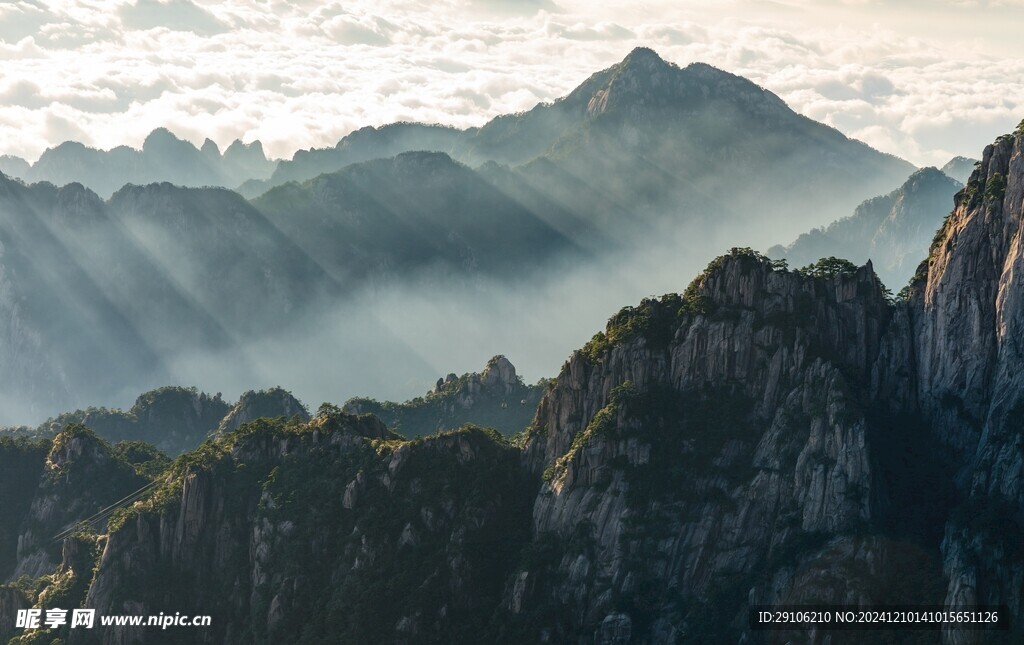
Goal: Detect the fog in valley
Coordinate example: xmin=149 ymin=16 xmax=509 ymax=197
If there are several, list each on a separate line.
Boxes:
xmin=160 ymin=214 xmax=778 ymax=414
xmin=0 ymin=171 xmax=898 ymax=428
xmin=0 ymin=48 xmax=924 ymax=427
xmin=5 ymin=5 xmax=1024 ymax=643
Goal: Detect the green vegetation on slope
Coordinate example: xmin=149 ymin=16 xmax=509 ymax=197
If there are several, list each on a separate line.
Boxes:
xmin=345 ymin=357 xmax=546 ymax=438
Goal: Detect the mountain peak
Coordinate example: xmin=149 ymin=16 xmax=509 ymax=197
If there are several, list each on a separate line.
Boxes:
xmin=143 ymin=127 xmax=178 ymax=144
xmin=619 ymin=46 xmax=670 ymax=70
xmin=572 ymin=46 xmax=790 ymax=122
xmin=217 ymin=387 xmax=309 ymax=434
xmin=223 ymin=139 xmax=267 ymax=164
xmin=142 ymin=127 xmax=191 ymax=153
xmin=896 ymin=166 xmax=961 ymax=199
xmin=201 ymin=138 xmax=221 ymax=157
xmin=225 ymin=139 xmax=262 ymax=153
xmin=940 ymin=155 xmax=978 ymax=184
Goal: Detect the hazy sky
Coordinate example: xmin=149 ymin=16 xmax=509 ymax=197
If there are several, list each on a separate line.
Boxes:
xmin=1 ymin=0 xmax=1022 ymax=167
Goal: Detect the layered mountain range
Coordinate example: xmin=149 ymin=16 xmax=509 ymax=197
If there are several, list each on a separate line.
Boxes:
xmin=246 ymin=47 xmax=912 ymax=239
xmin=940 ymin=156 xmax=979 ymax=184
xmin=768 ymin=166 xmax=966 ymax=288
xmin=1 ymin=123 xmax=1022 ymax=644
xmin=1 ymin=356 xmax=533 ymax=454
xmin=2 ymin=386 xmax=309 ymax=456
xmin=0 ymin=48 xmax=916 ymax=426
xmin=1 ymin=129 xmax=276 ymax=199
xmin=344 ymin=355 xmax=546 ymax=438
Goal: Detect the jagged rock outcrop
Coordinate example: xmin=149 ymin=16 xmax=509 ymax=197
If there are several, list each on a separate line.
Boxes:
xmin=499 ymin=125 xmax=1024 ymax=643
xmin=504 ymin=250 xmax=912 ymax=642
xmin=479 ymin=355 xmax=520 ymax=394
xmin=216 ymin=387 xmax=310 ymax=434
xmin=344 ymin=355 xmax=546 ymax=437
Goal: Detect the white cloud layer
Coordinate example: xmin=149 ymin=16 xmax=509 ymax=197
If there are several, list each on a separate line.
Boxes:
xmin=0 ymin=0 xmax=1022 ymax=166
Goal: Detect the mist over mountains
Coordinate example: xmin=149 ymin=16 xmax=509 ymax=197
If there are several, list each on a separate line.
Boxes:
xmin=769 ymin=166 xmax=967 ymax=289
xmin=250 ymin=47 xmax=913 ymax=233
xmin=2 ymin=122 xmax=1023 ymax=644
xmin=0 ymin=47 xmax=917 ymax=426
xmin=940 ymin=156 xmax=978 ymax=184
xmin=2 ymin=129 xmax=276 ymax=199
xmin=2 ymin=35 xmax=1024 ymax=644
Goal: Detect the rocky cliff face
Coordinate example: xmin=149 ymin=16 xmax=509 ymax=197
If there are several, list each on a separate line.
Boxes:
xmin=0 ymin=438 xmax=49 ymax=581
xmin=0 ymin=586 xmax=29 ymax=644
xmin=1 ymin=426 xmax=146 ymax=582
xmin=82 ymin=414 xmax=532 ymax=645
xmin=62 ymin=249 xmax=956 ymax=644
xmin=497 ymin=127 xmax=1024 ymax=643
xmin=907 ymin=126 xmax=1024 ymax=642
xmin=507 ymin=250 xmax=918 ymax=642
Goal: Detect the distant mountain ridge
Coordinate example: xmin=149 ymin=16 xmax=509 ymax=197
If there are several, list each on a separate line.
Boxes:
xmin=251 ymin=151 xmax=578 ymax=283
xmin=245 ymin=48 xmax=913 ymax=237
xmin=0 ymin=152 xmax=575 ymax=420
xmin=941 ymin=155 xmax=979 ymax=183
xmin=768 ymin=166 xmax=963 ymax=288
xmin=0 ymin=47 xmax=918 ymax=424
xmin=3 ymin=49 xmax=914 ymax=217
xmin=242 ymin=123 xmax=463 ymax=196
xmin=1 ymin=385 xmax=309 ymax=456
xmin=344 ymin=355 xmax=547 ymax=437
xmin=3 ymin=128 xmax=277 ymax=198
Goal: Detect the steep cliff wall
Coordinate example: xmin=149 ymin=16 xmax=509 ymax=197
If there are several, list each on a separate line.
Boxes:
xmin=505 ymin=251 xmax=942 ymax=642
xmin=82 ymin=414 xmax=533 ymax=645
xmin=497 ymin=126 xmax=1024 ymax=644
xmin=908 ymin=127 xmax=1024 ymax=643
xmin=0 ymin=438 xmax=49 ymax=581
xmin=11 ymin=426 xmax=146 ymax=581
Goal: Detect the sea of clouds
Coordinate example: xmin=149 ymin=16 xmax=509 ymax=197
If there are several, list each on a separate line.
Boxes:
xmin=0 ymin=0 xmax=1022 ymax=167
